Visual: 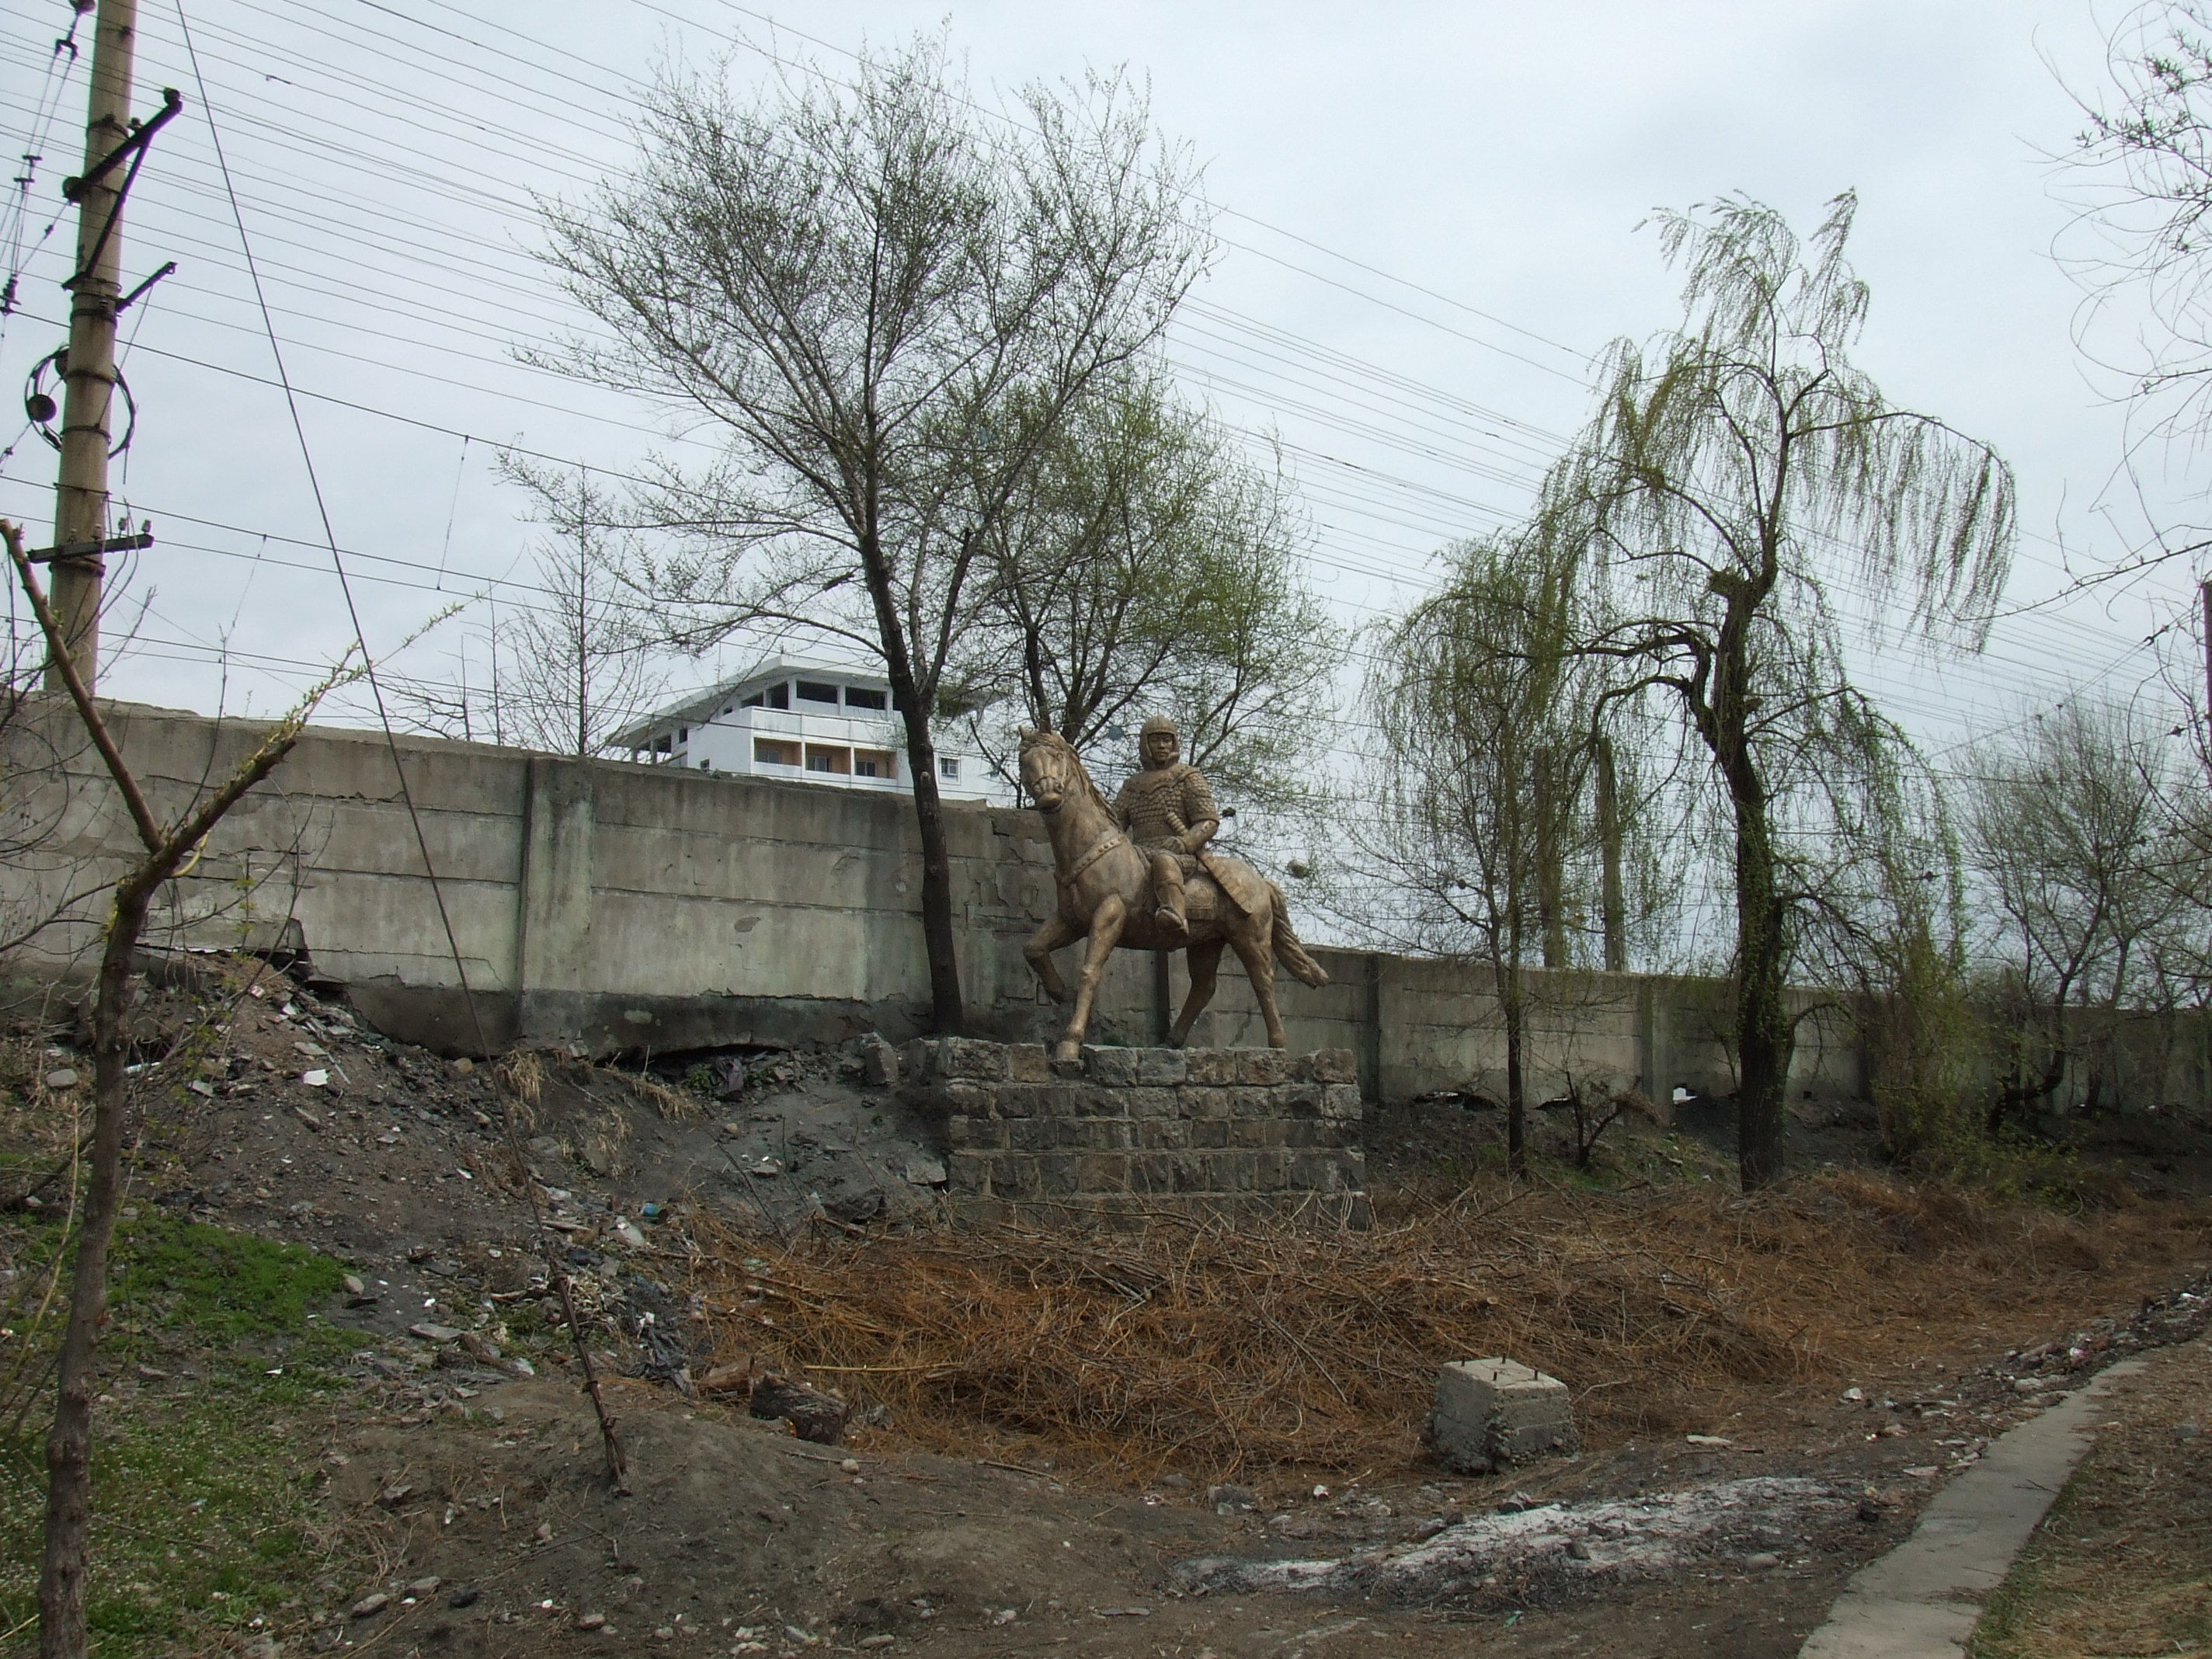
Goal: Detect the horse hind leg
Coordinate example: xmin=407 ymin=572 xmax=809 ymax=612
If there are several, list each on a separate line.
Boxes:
xmin=1228 ymin=921 xmax=1288 ymax=1049
xmin=1169 ymin=937 xmax=1225 ymax=1049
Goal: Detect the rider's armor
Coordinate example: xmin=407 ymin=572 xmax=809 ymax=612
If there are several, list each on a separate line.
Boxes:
xmin=1113 ymin=750 xmax=1219 ymax=940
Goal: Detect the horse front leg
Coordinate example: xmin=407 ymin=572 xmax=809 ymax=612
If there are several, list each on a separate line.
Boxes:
xmin=1024 ymin=911 xmax=1081 ymax=1005
xmin=1169 ymin=937 xmax=1225 ymax=1049
xmin=1054 ymin=894 xmax=1127 ymax=1069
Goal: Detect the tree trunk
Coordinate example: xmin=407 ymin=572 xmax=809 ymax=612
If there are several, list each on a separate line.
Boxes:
xmin=1730 ymin=782 xmax=1791 ymax=1189
xmin=1502 ymin=961 xmax=1527 ymax=1177
xmin=897 ymin=700 xmax=966 ymax=1035
xmin=1596 ymin=734 xmax=1626 ymax=973
xmin=1532 ymin=747 xmax=1567 ymax=970
xmin=39 ymin=876 xmax=151 ymax=1659
xmin=856 ymin=524 xmax=965 ymax=1035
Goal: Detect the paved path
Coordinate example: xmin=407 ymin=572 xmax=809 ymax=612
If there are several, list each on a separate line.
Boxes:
xmin=1797 ymin=1359 xmax=2147 ymax=1659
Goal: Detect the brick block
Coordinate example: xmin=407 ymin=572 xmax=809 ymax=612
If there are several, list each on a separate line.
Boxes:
xmin=1179 ymin=1086 xmax=1233 ymax=1119
xmin=1126 ymin=1152 xmax=1172 ymax=1193
xmin=945 ymin=1115 xmax=1007 ymax=1151
xmin=1083 ymin=1045 xmax=1139 ymax=1085
xmin=1249 ymin=1150 xmax=1289 ymax=1190
xmin=1190 ymin=1118 xmax=1230 ymax=1148
xmin=1429 ymin=1358 xmax=1577 ymax=1474
xmin=1007 ymin=1044 xmax=1053 ymax=1083
xmin=1229 ymin=1118 xmax=1282 ymax=1149
xmin=1076 ymin=1152 xmax=1131 ymax=1190
xmin=1278 ymin=1083 xmax=1325 ymax=1119
xmin=1184 ymin=1049 xmax=1239 ymax=1085
xmin=1289 ymin=1049 xmax=1358 ymax=1085
xmin=1320 ymin=1084 xmax=1364 ymax=1122
xmin=1134 ymin=1049 xmax=1188 ymax=1085
xmin=1236 ymin=1085 xmax=1293 ymax=1120
xmin=937 ymin=1037 xmax=1010 ymax=1080
xmin=1136 ymin=1118 xmax=1191 ymax=1150
xmin=1235 ymin=1049 xmax=1291 ymax=1086
xmin=1124 ymin=1086 xmax=1179 ymax=1120
xmin=991 ymin=1083 xmax=1042 ymax=1118
xmin=946 ymin=1149 xmax=994 ymax=1195
xmin=1035 ymin=1154 xmax=1079 ymax=1196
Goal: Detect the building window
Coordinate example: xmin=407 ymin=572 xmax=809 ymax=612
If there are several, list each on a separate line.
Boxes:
xmin=854 ymin=749 xmax=896 ymax=779
xmin=753 ymin=738 xmax=800 ymax=767
xmin=796 ymin=680 xmax=840 ymax=705
xmin=741 ymin=692 xmax=764 ymax=708
xmin=805 ymin=745 xmax=852 ymax=774
xmin=766 ymin=683 xmax=789 ymax=710
xmin=843 ymin=686 xmax=887 ymax=711
xmin=806 ymin=753 xmax=833 ymax=773
xmin=940 ymin=757 xmax=961 ymax=780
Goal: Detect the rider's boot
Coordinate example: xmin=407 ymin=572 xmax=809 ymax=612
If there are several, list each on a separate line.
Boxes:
xmin=1153 ymin=855 xmax=1190 ymax=943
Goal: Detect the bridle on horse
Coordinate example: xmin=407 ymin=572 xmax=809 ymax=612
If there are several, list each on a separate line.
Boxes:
xmin=1029 ymin=743 xmax=1126 ymax=894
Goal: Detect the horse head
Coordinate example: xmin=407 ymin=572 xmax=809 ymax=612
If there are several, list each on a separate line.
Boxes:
xmin=1018 ymin=727 xmax=1088 ymax=816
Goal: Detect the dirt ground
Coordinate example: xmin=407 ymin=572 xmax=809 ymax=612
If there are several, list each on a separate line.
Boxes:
xmin=2 ymin=957 xmax=2211 ymax=1657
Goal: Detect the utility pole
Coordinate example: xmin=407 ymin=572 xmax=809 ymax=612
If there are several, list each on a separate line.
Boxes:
xmin=45 ymin=0 xmax=137 ymax=694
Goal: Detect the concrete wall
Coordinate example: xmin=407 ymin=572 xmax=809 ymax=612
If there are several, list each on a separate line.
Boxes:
xmin=0 ymin=698 xmax=1870 ymax=1103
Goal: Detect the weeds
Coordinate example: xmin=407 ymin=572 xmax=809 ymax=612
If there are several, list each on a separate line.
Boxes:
xmin=685 ymin=1168 xmax=2200 ymax=1483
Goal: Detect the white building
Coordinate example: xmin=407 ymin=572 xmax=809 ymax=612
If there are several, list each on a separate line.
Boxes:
xmin=610 ymin=656 xmax=1000 ymax=802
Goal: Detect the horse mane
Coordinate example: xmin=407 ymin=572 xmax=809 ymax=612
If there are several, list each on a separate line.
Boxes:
xmin=1024 ymin=728 xmax=1117 ymax=819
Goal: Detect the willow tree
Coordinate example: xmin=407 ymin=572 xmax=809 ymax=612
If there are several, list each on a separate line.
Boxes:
xmin=951 ymin=366 xmax=1337 ymax=811
xmin=1364 ymin=533 xmax=1626 ymax=1173
xmin=1539 ymin=193 xmax=2016 ymax=1188
xmin=524 ymin=39 xmax=1208 ymax=1031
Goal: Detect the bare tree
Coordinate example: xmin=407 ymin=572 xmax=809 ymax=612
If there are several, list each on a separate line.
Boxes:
xmin=497 ymin=492 xmax=667 ymax=759
xmin=3 ymin=520 xmax=354 ymax=1659
xmin=2058 ymin=2 xmax=2212 ymax=438
xmin=1536 ymin=192 xmax=2017 ymax=1188
xmin=519 ymin=39 xmax=1209 ymax=1031
xmin=1969 ymin=694 xmax=2189 ymax=1125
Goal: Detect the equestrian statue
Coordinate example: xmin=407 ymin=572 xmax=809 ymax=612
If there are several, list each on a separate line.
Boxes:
xmin=1018 ymin=717 xmax=1329 ymax=1067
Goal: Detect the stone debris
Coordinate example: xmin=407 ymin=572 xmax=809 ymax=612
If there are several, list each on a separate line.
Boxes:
xmin=1171 ymin=1476 xmax=1855 ymax=1602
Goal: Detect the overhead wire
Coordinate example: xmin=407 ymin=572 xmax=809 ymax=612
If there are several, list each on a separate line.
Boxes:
xmin=169 ymin=0 xmax=630 ymax=1484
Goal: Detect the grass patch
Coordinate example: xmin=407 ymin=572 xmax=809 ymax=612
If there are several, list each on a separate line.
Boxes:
xmin=0 ymin=1212 xmax=367 ymax=1654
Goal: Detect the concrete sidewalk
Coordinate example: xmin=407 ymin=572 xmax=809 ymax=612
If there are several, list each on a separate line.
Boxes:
xmin=1797 ymin=1358 xmax=2147 ymax=1659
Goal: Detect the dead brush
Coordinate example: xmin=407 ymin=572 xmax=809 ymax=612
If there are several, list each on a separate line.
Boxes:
xmin=625 ymin=1069 xmax=701 ymax=1122
xmin=679 ymin=1168 xmax=2210 ymax=1483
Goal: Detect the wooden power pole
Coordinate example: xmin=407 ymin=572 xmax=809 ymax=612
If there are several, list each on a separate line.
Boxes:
xmin=46 ymin=0 xmax=146 ymax=694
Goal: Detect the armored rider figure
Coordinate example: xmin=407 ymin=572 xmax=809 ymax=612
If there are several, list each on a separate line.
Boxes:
xmin=1112 ymin=715 xmax=1219 ymax=941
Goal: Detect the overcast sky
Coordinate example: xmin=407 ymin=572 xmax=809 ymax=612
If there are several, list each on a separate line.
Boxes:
xmin=0 ymin=0 xmax=2195 ymax=788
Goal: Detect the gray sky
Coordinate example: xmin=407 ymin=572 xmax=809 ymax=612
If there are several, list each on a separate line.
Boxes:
xmin=0 ymin=0 xmax=2193 ymax=792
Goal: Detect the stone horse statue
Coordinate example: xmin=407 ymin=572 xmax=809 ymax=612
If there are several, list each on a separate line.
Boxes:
xmin=1017 ymin=728 xmax=1329 ymax=1066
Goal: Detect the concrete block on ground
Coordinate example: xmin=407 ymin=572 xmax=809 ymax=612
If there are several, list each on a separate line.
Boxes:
xmin=1430 ymin=1357 xmax=1577 ymax=1473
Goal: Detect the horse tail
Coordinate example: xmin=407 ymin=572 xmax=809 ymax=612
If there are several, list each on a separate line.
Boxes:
xmin=1269 ymin=885 xmax=1330 ymax=987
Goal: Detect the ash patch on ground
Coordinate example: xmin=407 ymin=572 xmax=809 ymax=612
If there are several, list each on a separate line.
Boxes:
xmin=1174 ymin=1475 xmax=1858 ymax=1604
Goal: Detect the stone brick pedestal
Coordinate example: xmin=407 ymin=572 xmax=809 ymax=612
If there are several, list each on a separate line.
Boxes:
xmin=902 ymin=1038 xmax=1369 ymax=1229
